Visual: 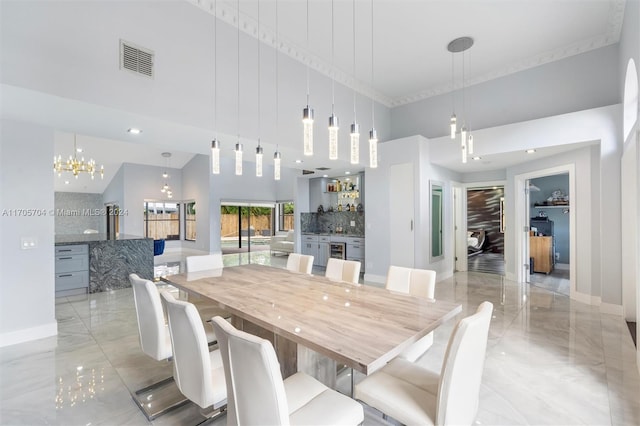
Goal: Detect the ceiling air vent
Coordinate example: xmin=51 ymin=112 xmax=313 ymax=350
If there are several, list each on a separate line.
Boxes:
xmin=120 ymin=40 xmax=154 ymax=78
xmin=315 ymin=167 xmax=331 ymax=171
xmin=302 ymin=170 xmax=316 ymax=175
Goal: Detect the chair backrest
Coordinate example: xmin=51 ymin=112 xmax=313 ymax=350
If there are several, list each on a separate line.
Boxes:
xmin=128 ymin=273 xmax=171 ymax=361
xmin=186 ymin=253 xmax=224 ymax=272
xmin=385 ymin=266 xmax=436 ymax=300
xmin=286 ymin=253 xmax=314 ymax=274
xmin=436 ymin=301 xmax=493 ymax=426
xmin=325 ymin=258 xmax=361 ymax=284
xmin=211 ymin=316 xmax=290 ymax=426
xmin=161 ymin=291 xmax=215 ymax=409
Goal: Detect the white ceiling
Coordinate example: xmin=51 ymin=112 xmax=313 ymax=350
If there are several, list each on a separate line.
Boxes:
xmin=2 ymin=0 xmax=627 ymax=191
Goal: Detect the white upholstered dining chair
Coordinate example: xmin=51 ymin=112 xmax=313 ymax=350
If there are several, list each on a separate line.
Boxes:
xmin=210 ymin=316 xmax=364 ymax=426
xmin=385 ymin=265 xmax=437 ymax=361
xmin=325 ymin=258 xmax=361 ymax=284
xmin=185 ymin=253 xmax=224 ymax=272
xmin=355 ymin=301 xmax=494 ymax=426
xmin=160 ymin=291 xmax=227 ymax=416
xmin=285 ymin=253 xmax=314 ymax=274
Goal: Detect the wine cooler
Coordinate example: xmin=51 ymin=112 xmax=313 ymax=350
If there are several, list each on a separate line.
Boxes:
xmin=329 ymin=242 xmax=346 ymax=260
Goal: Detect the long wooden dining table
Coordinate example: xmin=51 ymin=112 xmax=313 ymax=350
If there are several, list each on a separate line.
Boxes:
xmin=163 ymin=264 xmax=461 ymax=387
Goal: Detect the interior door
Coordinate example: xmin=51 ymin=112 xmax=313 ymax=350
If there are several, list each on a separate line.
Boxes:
xmin=523 ymin=180 xmax=531 ymax=283
xmin=389 ymin=163 xmax=414 ymax=268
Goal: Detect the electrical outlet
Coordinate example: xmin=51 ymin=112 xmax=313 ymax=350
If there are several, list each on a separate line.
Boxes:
xmin=350 ymin=220 xmax=355 ymax=227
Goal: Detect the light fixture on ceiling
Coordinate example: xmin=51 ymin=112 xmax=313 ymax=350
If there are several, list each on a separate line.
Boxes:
xmin=302 ymin=0 xmax=314 ymax=156
xmin=350 ymin=0 xmax=359 ymax=165
xmin=127 ymin=128 xmax=142 ymax=135
xmin=274 ymin=0 xmax=282 ymax=181
xmin=295 ymin=159 xmax=303 ymax=164
xmin=235 ymin=0 xmax=243 ymax=176
xmin=447 ymin=36 xmax=474 ymax=163
xmin=526 ymin=149 xmax=536 ymax=154
xmin=472 ymin=156 xmax=482 ymax=161
xmin=328 ymin=0 xmax=339 ymax=161
xmin=160 ymin=152 xmax=173 ymax=198
xmin=211 ymin=0 xmax=220 ymax=175
xmin=274 ymin=149 xmax=281 ymax=181
xmin=54 ymin=134 xmax=104 ymax=180
xmin=256 ymin=0 xmax=263 ymax=178
xmin=368 ymin=0 xmax=377 ymax=169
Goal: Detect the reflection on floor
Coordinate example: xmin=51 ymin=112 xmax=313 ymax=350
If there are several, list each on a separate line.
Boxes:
xmin=1 ymin=259 xmax=639 ymax=425
xmin=467 ymin=252 xmax=505 ymax=275
xmin=529 ymin=264 xmax=570 ymax=296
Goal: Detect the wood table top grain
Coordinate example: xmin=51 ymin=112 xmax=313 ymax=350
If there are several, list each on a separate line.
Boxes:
xmin=163 ymin=264 xmax=462 ymax=375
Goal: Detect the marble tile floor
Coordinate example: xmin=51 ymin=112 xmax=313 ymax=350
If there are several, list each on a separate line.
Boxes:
xmin=1 ymin=266 xmax=639 ymax=425
xmin=529 ymin=265 xmax=571 ymax=296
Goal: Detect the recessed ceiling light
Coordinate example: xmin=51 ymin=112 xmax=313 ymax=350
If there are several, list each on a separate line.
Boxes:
xmin=323 ymin=174 xmax=328 ymax=178
xmin=295 ymin=159 xmax=303 ymax=164
xmin=76 ymin=148 xmax=83 ymax=153
xmin=128 ymin=128 xmax=142 ymax=135
xmin=472 ymin=156 xmax=481 ymax=160
xmin=64 ymin=180 xmax=70 ymax=185
xmin=345 ymin=171 xmax=351 ymax=175
xmin=526 ymin=149 xmax=536 ymax=154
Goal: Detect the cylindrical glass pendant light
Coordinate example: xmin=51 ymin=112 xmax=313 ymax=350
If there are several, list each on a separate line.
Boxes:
xmin=235 ymin=143 xmax=243 ymax=175
xmin=329 ymin=114 xmax=339 ymax=160
xmin=369 ymin=128 xmax=378 ymax=169
xmin=350 ymin=123 xmax=360 ymax=165
xmin=274 ymin=150 xmax=281 ymax=181
xmin=211 ymin=139 xmax=220 ymax=174
xmin=255 ymin=144 xmax=263 ymax=177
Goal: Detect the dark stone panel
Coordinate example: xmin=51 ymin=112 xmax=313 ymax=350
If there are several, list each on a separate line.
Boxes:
xmin=300 ymin=212 xmax=365 ymax=236
xmin=87 ymin=238 xmax=153 ymax=293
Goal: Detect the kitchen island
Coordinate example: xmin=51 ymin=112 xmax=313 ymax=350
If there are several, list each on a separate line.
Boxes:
xmin=55 ymin=234 xmax=153 ymax=294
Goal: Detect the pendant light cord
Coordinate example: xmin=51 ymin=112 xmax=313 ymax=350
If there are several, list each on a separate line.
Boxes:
xmin=237 ymin=0 xmax=240 ymax=143
xmin=451 ymin=51 xmax=455 ymax=114
xmin=371 ymin=0 xmax=374 ymax=125
xmin=257 ymin=0 xmax=261 ymax=146
xmin=331 ymin=0 xmax=335 ymax=113
xmin=306 ymin=0 xmax=310 ymax=104
xmin=352 ymin=0 xmax=356 ymax=122
xmin=276 ymin=0 xmax=279 ymax=146
xmin=214 ymin=0 xmax=218 ymax=139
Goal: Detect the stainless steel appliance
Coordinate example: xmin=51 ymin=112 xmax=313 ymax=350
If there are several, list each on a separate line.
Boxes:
xmin=330 ymin=242 xmax=346 ymax=260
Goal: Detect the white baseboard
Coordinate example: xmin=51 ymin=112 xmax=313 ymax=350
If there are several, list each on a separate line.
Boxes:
xmin=0 ymin=321 xmax=58 ymax=348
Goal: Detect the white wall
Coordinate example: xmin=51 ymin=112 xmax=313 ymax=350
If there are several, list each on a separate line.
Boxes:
xmin=0 ymin=120 xmax=57 ymax=347
xmin=182 ymin=154 xmax=211 ymax=253
xmin=102 ymin=164 xmax=125 ymax=233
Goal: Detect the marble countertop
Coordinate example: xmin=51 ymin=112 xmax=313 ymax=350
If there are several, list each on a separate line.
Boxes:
xmin=302 ymin=232 xmax=364 ymax=237
xmin=55 ymin=234 xmax=150 ymax=244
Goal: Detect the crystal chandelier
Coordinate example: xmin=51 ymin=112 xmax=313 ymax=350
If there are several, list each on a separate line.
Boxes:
xmin=160 ymin=152 xmax=173 ymax=199
xmin=447 ymin=36 xmax=474 ymax=163
xmin=53 ymin=134 xmax=104 ymax=180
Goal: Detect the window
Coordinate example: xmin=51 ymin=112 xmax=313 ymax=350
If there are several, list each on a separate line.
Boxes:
xmin=185 ymin=201 xmax=196 ymax=242
xmin=278 ymin=202 xmax=294 ymax=231
xmin=144 ymin=201 xmax=180 ymax=240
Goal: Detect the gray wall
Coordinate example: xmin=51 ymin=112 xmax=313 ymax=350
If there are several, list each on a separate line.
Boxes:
xmin=182 ymin=154 xmax=211 ymax=253
xmin=391 ymin=45 xmax=620 ymax=140
xmin=0 ymin=120 xmax=56 ymax=346
xmin=54 ymin=192 xmax=105 ymax=235
xmin=529 ymin=174 xmax=570 ymax=263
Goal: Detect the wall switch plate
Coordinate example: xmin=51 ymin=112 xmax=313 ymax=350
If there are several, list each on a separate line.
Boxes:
xmin=350 ymin=220 xmax=355 ymax=226
xmin=21 ymin=237 xmax=37 ymax=250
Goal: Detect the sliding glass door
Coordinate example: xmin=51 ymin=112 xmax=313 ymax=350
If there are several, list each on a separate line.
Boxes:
xmin=220 ymin=202 xmax=276 ymax=254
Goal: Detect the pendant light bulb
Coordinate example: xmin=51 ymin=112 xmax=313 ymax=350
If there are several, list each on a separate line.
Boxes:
xmin=461 ymin=125 xmax=467 ymax=147
xmin=235 ymin=143 xmax=243 ymax=176
xmin=211 ymin=139 xmax=220 ymax=174
xmin=329 ymin=114 xmax=339 ymax=160
xmin=350 ymin=123 xmax=360 ymax=165
xmin=303 ymin=106 xmax=314 ymax=156
xmin=274 ymin=151 xmax=281 ymax=181
xmin=369 ymin=128 xmax=378 ymax=169
xmin=256 ymin=144 xmax=263 ymax=177
xmin=450 ymin=114 xmax=457 ymax=139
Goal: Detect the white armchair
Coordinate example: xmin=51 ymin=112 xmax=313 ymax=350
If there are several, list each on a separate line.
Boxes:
xmin=270 ymin=230 xmax=295 ymax=255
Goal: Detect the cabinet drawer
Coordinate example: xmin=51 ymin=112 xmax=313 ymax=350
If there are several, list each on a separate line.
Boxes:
xmin=302 ymin=235 xmax=318 ymax=243
xmin=55 ymin=244 xmax=88 ymax=256
xmin=347 ymin=244 xmax=364 ymax=258
xmin=319 ymin=236 xmax=331 ymax=243
xmin=55 ymin=254 xmax=88 ymax=274
xmin=55 ymin=271 xmax=89 ymax=291
xmin=346 ymin=237 xmax=364 ymax=245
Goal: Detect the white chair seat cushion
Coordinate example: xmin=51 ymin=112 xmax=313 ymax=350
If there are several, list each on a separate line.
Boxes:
xmin=208 ymin=350 xmax=227 ymax=407
xmin=355 ymin=359 xmax=438 ymax=426
xmin=285 ymin=372 xmax=364 ymax=425
xmin=398 ymin=332 xmax=434 ymax=362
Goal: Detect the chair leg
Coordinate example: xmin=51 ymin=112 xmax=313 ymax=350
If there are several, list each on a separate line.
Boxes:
xmin=131 ymin=376 xmax=190 ymax=421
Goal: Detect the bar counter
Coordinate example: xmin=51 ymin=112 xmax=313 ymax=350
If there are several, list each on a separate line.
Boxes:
xmin=55 ymin=234 xmax=153 ymax=293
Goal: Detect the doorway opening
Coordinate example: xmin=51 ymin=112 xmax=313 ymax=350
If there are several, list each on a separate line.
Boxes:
xmin=515 ymin=164 xmax=576 ymax=298
xmin=466 ymin=185 xmax=505 ymax=275
xmin=220 ymin=202 xmax=276 ymax=255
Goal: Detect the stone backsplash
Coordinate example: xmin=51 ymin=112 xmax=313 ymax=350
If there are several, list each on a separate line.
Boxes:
xmin=301 ymin=212 xmax=365 ymax=235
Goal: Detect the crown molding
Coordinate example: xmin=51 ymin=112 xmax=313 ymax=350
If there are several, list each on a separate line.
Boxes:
xmin=185 ymin=0 xmax=625 ymax=109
